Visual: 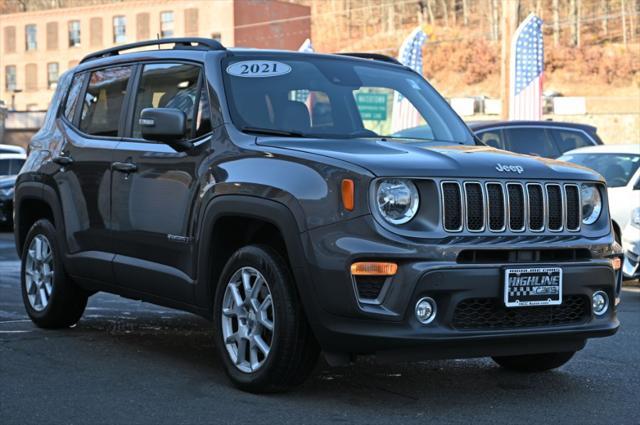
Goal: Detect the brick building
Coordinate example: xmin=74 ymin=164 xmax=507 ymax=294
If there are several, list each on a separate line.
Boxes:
xmin=0 ymin=0 xmax=310 ymax=111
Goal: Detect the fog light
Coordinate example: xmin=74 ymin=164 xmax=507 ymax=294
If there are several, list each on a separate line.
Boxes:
xmin=415 ymin=297 xmax=437 ymax=324
xmin=592 ymin=291 xmax=609 ymax=316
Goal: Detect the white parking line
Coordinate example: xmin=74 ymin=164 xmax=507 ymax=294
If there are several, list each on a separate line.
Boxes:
xmin=0 ymin=330 xmax=32 ymax=334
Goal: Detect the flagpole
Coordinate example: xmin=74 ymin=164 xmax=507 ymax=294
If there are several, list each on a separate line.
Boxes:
xmin=500 ymin=0 xmax=519 ymax=120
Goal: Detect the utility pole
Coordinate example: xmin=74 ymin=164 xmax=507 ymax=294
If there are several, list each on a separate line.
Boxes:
xmin=500 ymin=0 xmax=519 ymax=120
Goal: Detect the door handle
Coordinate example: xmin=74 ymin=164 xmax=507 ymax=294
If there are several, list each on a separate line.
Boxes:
xmin=111 ymin=162 xmax=138 ymax=173
xmin=52 ymin=155 xmax=74 ymax=166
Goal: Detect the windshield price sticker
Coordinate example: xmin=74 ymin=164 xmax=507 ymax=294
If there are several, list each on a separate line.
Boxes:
xmin=226 ymin=61 xmax=292 ymax=78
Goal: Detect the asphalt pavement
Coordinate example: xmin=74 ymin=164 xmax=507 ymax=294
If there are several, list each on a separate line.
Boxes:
xmin=1 ymin=231 xmax=639 ymax=425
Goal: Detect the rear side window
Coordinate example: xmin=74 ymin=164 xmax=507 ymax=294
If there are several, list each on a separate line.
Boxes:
xmin=79 ymin=66 xmax=132 ymax=137
xmin=131 ymin=63 xmax=211 ymax=140
xmin=64 ymin=72 xmax=87 ymax=121
xmin=504 ymin=127 xmax=560 ymax=158
xmin=551 ymin=129 xmax=595 ymax=153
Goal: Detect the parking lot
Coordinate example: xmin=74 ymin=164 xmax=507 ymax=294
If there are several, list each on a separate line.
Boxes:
xmin=1 ymin=231 xmax=638 ymax=424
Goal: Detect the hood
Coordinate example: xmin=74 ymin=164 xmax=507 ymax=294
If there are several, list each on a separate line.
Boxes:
xmin=259 ymin=138 xmax=603 ymax=181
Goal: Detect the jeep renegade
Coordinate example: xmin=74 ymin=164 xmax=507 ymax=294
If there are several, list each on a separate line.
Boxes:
xmin=14 ymin=38 xmax=621 ymax=393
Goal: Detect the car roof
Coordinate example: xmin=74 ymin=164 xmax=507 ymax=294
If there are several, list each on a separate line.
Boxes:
xmin=467 ymin=120 xmax=597 ymax=133
xmin=561 ymin=144 xmax=640 ymax=155
xmin=0 ymin=153 xmax=27 ymax=160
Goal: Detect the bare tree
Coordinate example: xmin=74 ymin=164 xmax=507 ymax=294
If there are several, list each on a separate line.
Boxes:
xmin=569 ymin=0 xmax=579 ymax=47
xmin=552 ymin=0 xmax=560 ymax=46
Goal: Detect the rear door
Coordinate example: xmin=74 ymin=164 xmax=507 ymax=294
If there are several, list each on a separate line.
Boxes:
xmin=55 ymin=65 xmax=133 ymax=282
xmin=110 ymin=62 xmax=214 ymax=302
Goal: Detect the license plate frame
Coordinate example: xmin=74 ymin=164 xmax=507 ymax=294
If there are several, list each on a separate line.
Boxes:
xmin=504 ymin=267 xmax=563 ymax=308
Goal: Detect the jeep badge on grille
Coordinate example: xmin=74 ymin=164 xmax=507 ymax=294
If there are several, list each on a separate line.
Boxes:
xmin=496 ymin=164 xmax=524 ymax=173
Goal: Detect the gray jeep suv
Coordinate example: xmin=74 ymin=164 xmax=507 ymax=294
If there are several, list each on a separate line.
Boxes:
xmin=14 ymin=38 xmax=621 ymax=393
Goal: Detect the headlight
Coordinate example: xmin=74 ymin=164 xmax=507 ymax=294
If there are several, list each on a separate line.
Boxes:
xmin=0 ymin=187 xmax=14 ymax=199
xmin=580 ymin=183 xmax=602 ymax=225
xmin=376 ymin=179 xmax=419 ymax=225
xmin=631 ymin=207 xmax=640 ymax=229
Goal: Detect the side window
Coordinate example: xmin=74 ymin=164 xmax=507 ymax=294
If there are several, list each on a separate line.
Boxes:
xmin=504 ymin=128 xmax=560 ymax=158
xmin=63 ymin=72 xmax=87 ymax=121
xmin=477 ymin=130 xmax=505 ymax=149
xmin=10 ymin=159 xmax=25 ymax=174
xmin=0 ymin=160 xmax=9 ymax=175
xmin=79 ymin=66 xmax=132 ymax=137
xmin=131 ymin=63 xmax=203 ymax=139
xmin=552 ymin=129 xmax=595 ymax=153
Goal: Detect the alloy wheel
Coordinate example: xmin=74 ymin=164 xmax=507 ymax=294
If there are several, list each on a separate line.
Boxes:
xmin=221 ymin=266 xmax=275 ymax=373
xmin=24 ymin=235 xmax=55 ymax=312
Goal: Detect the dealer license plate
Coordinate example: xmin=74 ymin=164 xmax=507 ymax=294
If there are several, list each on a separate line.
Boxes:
xmin=504 ymin=267 xmax=563 ymax=307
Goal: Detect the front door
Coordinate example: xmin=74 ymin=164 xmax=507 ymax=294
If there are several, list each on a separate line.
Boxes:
xmin=110 ymin=62 xmax=213 ymax=303
xmin=56 ymin=66 xmax=133 ymax=282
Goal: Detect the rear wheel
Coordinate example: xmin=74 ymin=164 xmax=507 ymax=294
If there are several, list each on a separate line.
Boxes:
xmin=213 ymin=245 xmax=319 ymax=393
xmin=492 ymin=351 xmax=576 ymax=372
xmin=21 ymin=219 xmax=88 ymax=328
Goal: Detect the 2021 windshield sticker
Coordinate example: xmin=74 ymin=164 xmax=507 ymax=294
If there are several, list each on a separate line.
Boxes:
xmin=226 ymin=61 xmax=292 ymax=78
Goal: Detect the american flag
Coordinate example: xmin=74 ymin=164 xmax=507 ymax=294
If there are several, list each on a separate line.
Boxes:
xmin=509 ymin=13 xmax=544 ymax=120
xmin=391 ymin=27 xmax=427 ymax=133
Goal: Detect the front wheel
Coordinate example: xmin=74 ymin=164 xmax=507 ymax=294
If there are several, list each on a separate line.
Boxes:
xmin=492 ymin=351 xmax=576 ymax=373
xmin=213 ymin=245 xmax=319 ymax=393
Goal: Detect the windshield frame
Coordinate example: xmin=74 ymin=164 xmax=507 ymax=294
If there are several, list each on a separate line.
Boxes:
xmin=220 ymin=52 xmax=475 ymax=145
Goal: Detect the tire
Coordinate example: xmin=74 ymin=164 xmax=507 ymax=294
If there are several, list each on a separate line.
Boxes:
xmin=213 ymin=244 xmax=319 ymax=393
xmin=20 ymin=219 xmax=88 ymax=329
xmin=492 ymin=351 xmax=576 ymax=373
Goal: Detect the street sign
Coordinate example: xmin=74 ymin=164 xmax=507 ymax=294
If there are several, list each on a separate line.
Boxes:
xmin=356 ymin=93 xmax=388 ymax=121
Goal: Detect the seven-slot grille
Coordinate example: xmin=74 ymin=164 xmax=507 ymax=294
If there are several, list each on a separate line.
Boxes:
xmin=440 ymin=181 xmax=581 ymax=233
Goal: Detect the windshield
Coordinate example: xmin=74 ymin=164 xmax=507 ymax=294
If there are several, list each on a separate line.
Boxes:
xmin=222 ymin=54 xmax=474 ymax=144
xmin=559 ymin=153 xmax=640 ymax=188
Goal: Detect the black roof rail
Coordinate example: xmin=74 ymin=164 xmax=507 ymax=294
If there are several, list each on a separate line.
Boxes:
xmin=80 ymin=37 xmax=225 ymax=64
xmin=336 ymin=52 xmax=402 ymax=66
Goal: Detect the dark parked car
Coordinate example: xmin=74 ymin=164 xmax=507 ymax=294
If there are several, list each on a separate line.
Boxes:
xmin=468 ymin=120 xmax=604 ymax=159
xmin=14 ymin=38 xmax=621 ymax=393
xmin=0 ymin=153 xmax=26 ymax=227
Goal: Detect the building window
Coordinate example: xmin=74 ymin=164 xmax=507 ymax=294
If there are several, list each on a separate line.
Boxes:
xmin=5 ymin=66 xmax=17 ymax=92
xmin=136 ymin=13 xmax=150 ymax=40
xmin=160 ymin=11 xmax=174 ymax=38
xmin=113 ymin=16 xmax=126 ymax=43
xmin=25 ymin=63 xmax=37 ymax=91
xmin=69 ymin=20 xmax=81 ymax=47
xmin=90 ymin=17 xmax=103 ymax=47
xmin=25 ymin=24 xmax=37 ymax=51
xmin=4 ymin=26 xmax=16 ymax=53
xmin=46 ymin=22 xmax=58 ymax=50
xmin=47 ymin=63 xmax=59 ymax=89
xmin=184 ymin=9 xmax=198 ymax=35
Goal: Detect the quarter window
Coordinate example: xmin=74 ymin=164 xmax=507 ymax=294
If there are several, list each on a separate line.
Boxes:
xmin=552 ymin=129 xmax=594 ymax=153
xmin=69 ymin=20 xmax=81 ymax=47
xmin=25 ymin=24 xmax=37 ymax=51
xmin=63 ymin=72 xmax=86 ymax=121
xmin=5 ymin=66 xmax=17 ymax=92
xmin=79 ymin=66 xmax=132 ymax=137
xmin=47 ymin=63 xmax=59 ymax=89
xmin=113 ymin=16 xmax=126 ymax=43
xmin=160 ymin=11 xmax=174 ymax=38
xmin=131 ymin=63 xmax=210 ymax=140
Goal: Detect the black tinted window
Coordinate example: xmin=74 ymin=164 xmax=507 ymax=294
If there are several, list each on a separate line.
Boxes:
xmin=11 ymin=159 xmax=24 ymax=174
xmin=132 ymin=63 xmax=209 ymax=140
xmin=64 ymin=72 xmax=86 ymax=121
xmin=80 ymin=66 xmax=132 ymax=137
xmin=0 ymin=160 xmax=10 ymax=175
xmin=552 ymin=129 xmax=594 ymax=153
xmin=505 ymin=128 xmax=559 ymax=158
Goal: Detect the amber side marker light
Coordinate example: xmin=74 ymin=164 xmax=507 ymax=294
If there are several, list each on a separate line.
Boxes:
xmin=341 ymin=179 xmax=355 ymax=211
xmin=351 ymin=262 xmax=398 ymax=276
xmin=612 ymin=257 xmax=622 ymax=271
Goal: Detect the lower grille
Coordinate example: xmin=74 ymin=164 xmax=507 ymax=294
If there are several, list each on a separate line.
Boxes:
xmin=354 ymin=276 xmax=386 ymax=300
xmin=452 ymin=296 xmax=590 ymax=330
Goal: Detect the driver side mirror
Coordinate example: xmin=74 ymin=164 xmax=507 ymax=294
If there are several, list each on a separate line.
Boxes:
xmin=139 ymin=108 xmax=191 ymax=150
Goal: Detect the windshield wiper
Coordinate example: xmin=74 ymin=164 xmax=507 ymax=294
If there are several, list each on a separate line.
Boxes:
xmin=240 ymin=127 xmax=306 ymax=138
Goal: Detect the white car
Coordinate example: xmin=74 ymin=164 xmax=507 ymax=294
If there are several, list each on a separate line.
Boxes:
xmin=622 ymin=208 xmax=640 ymax=279
xmin=559 ymin=144 xmax=640 ymax=243
xmin=0 ymin=144 xmax=26 ymax=155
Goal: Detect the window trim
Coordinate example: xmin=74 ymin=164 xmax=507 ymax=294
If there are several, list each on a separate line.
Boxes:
xmin=475 ymin=125 xmax=598 ymax=148
xmin=121 ymin=59 xmax=213 ymax=144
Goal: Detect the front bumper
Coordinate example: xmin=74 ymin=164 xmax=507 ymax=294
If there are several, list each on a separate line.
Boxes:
xmin=301 ymin=216 xmax=620 ymax=358
xmin=622 ymin=225 xmax=640 ymax=279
